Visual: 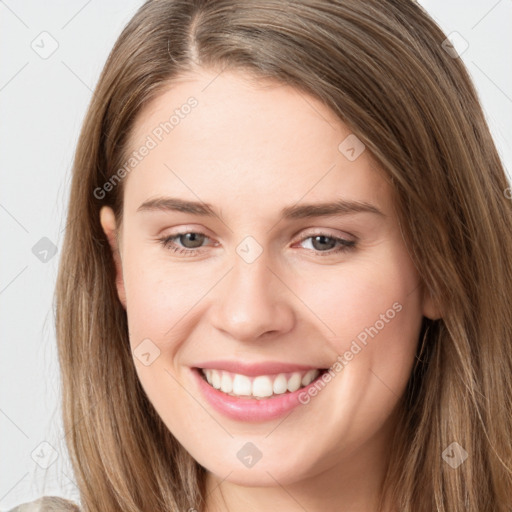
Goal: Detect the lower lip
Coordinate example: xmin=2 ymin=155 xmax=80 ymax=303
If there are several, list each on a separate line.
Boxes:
xmin=191 ymin=367 xmax=325 ymax=422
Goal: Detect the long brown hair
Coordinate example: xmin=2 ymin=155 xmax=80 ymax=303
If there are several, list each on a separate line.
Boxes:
xmin=55 ymin=1 xmax=512 ymax=510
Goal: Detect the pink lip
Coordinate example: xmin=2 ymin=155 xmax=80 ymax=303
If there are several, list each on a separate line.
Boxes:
xmin=195 ymin=360 xmax=320 ymax=377
xmin=191 ymin=367 xmax=326 ymax=422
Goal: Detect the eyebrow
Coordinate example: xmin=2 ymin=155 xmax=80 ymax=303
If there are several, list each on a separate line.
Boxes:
xmin=137 ymin=196 xmax=385 ymax=219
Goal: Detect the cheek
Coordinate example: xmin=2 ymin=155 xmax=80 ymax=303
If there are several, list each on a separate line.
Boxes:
xmin=290 ymin=243 xmax=424 ymax=431
xmin=122 ymin=247 xmax=207 ymax=339
xmin=294 ymin=246 xmax=422 ymax=353
xmin=289 ymin=252 xmax=423 ymax=445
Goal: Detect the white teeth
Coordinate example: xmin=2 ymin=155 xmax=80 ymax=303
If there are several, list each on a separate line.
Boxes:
xmin=301 ymin=369 xmax=317 ymax=387
xmin=287 ymin=373 xmax=302 ymax=392
xmin=220 ymin=372 xmax=233 ymax=394
xmin=232 ymin=374 xmax=252 ymax=396
xmin=252 ymin=376 xmax=273 ymax=398
xmin=211 ymin=370 xmax=221 ymax=389
xmin=273 ymin=374 xmax=288 ymax=395
xmin=202 ymin=368 xmax=321 ymax=399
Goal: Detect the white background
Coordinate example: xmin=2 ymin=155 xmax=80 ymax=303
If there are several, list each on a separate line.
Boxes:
xmin=1 ymin=0 xmax=511 ymax=508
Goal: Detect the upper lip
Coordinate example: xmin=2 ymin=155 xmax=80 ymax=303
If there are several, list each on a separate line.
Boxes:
xmin=194 ymin=360 xmax=325 ymax=377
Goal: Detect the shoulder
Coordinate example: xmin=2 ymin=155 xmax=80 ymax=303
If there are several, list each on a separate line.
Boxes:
xmin=6 ymin=497 xmax=80 ymax=512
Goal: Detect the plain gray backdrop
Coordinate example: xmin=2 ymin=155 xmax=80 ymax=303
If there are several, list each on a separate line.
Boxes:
xmin=1 ymin=0 xmax=511 ymax=508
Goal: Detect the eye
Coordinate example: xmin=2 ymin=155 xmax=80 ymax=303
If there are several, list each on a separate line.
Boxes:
xmin=158 ymin=231 xmax=357 ymax=257
xmin=158 ymin=231 xmax=214 ymax=256
xmin=295 ymin=233 xmax=356 ymax=256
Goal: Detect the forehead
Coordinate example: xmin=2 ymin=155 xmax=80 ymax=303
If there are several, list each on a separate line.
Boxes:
xmin=123 ymin=69 xmax=392 ymax=218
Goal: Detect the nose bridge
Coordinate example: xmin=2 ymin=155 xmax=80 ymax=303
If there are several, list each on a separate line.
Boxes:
xmin=210 ymin=242 xmax=295 ymax=341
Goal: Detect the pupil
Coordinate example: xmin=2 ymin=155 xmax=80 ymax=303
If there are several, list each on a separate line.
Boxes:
xmin=181 ymin=233 xmax=204 ymax=248
xmin=312 ymin=235 xmax=335 ymax=251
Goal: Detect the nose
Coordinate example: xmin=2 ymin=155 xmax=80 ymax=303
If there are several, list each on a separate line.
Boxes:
xmin=210 ymin=250 xmax=295 ymax=342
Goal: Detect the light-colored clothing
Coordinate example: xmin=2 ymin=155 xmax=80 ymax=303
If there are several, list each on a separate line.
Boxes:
xmin=5 ymin=497 xmax=79 ymax=512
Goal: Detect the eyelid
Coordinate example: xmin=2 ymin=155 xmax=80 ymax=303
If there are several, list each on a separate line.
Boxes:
xmin=157 ymin=225 xmax=217 ymax=243
xmin=292 ymin=227 xmax=356 ymax=243
xmin=160 ymin=226 xmax=356 ymax=245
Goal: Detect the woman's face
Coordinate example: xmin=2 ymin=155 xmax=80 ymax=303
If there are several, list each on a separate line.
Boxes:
xmin=101 ymin=68 xmax=436 ymax=489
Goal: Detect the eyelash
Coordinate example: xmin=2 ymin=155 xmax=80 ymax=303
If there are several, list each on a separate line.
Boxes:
xmin=158 ymin=231 xmax=356 ymax=257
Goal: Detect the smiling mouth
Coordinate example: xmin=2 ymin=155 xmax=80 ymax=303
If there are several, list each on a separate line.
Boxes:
xmin=197 ymin=367 xmax=329 ymax=400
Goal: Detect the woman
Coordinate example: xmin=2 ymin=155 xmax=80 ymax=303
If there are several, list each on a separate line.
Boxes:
xmin=12 ymin=0 xmax=512 ymax=510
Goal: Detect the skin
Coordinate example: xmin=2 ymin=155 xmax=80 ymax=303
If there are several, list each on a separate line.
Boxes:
xmin=100 ymin=68 xmax=439 ymax=512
